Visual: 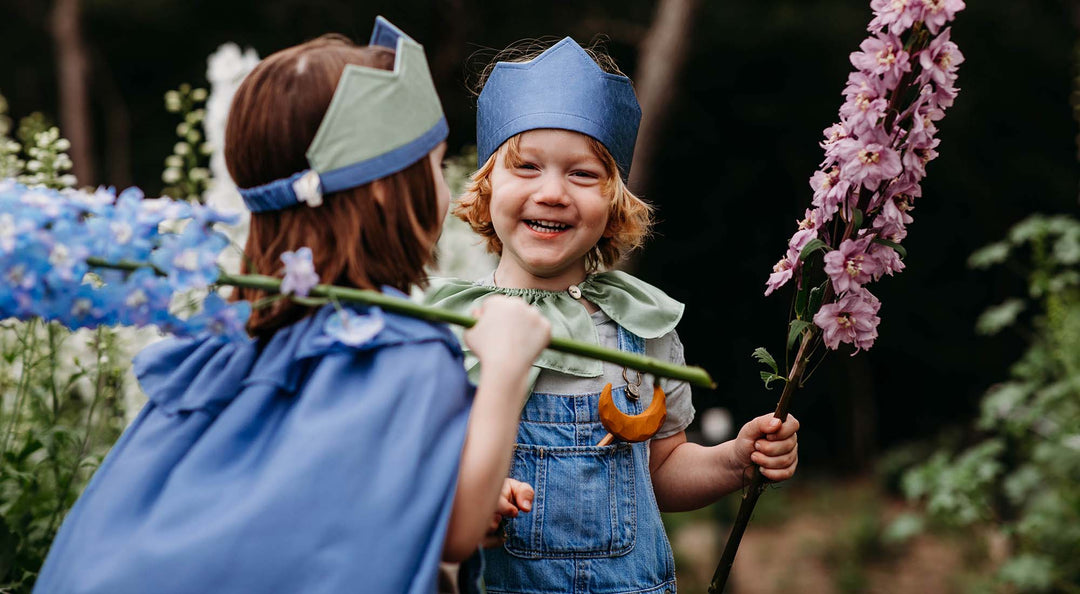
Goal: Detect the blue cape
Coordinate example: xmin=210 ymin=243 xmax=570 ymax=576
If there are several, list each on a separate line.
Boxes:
xmin=34 ymin=299 xmax=473 ymax=594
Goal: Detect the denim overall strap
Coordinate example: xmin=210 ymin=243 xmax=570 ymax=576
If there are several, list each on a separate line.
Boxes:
xmin=480 ymin=324 xmax=678 ymax=594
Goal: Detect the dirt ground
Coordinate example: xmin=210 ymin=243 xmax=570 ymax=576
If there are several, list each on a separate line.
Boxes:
xmin=666 ymin=477 xmax=1000 ymax=594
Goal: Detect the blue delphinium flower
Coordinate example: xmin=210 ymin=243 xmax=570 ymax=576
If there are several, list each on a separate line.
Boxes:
xmin=280 ymin=247 xmax=320 ymax=297
xmin=322 ymin=307 xmax=385 ymax=347
xmin=149 ymin=223 xmax=229 ymax=292
xmin=184 ymin=293 xmax=250 ymax=342
xmin=0 ymin=179 xmax=251 ymax=342
xmin=116 ymin=269 xmax=177 ymax=328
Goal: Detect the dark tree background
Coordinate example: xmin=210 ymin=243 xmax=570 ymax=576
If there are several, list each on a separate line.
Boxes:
xmin=1 ymin=0 xmax=1076 ymax=476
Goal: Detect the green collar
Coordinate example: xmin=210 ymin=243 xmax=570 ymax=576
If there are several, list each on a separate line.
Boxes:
xmin=423 ymin=270 xmax=684 ymax=377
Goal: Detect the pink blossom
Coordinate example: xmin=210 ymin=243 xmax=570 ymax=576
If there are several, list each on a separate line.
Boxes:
xmin=843 ymin=71 xmax=888 ymax=102
xmin=919 ymin=0 xmax=965 ymax=34
xmin=919 ymin=28 xmax=965 ymax=86
xmin=764 ymin=255 xmax=795 ymax=296
xmin=839 ymin=93 xmax=889 ymax=136
xmin=872 ymin=184 xmax=916 ymax=240
xmin=823 ymin=236 xmax=880 ymax=293
xmin=819 ymin=122 xmax=851 ymax=168
xmin=868 ymin=0 xmax=920 ymax=34
xmin=810 ymin=167 xmax=850 ymax=220
xmin=849 ymin=33 xmax=911 ymax=89
xmin=904 ymin=102 xmax=942 ymax=151
xmin=867 ymin=240 xmax=906 ymax=279
xmin=813 ymin=287 xmax=882 ymax=352
xmin=901 ymin=140 xmax=940 ymax=180
xmin=836 ymin=135 xmax=903 ymax=190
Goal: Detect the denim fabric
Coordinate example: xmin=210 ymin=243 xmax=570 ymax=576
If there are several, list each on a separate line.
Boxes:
xmin=483 ymin=325 xmax=677 ymax=594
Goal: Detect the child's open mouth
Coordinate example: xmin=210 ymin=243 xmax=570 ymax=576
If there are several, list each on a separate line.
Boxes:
xmin=525 ymin=219 xmax=570 ymax=233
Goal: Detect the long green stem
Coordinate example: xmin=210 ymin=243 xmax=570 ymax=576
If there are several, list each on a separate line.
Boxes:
xmin=47 ymin=327 xmax=106 ymax=539
xmin=1 ymin=319 xmax=37 ymax=457
xmin=709 ymin=328 xmax=815 ymax=593
xmin=86 ymin=258 xmax=716 ymax=389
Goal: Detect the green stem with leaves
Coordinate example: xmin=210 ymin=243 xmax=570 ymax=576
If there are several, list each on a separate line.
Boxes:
xmin=709 ymin=327 xmax=817 ymax=593
xmin=85 ymin=258 xmax=716 ymax=389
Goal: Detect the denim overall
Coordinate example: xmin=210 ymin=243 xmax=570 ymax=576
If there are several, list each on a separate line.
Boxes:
xmin=483 ymin=325 xmax=677 ymax=594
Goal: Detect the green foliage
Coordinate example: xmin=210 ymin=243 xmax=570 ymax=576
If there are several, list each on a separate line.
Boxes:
xmin=160 ymin=83 xmax=211 ymax=202
xmin=752 ymin=346 xmax=786 ymax=390
xmin=0 ymin=117 xmax=132 ymax=592
xmin=897 ymin=214 xmax=1080 ymax=593
xmin=0 ymin=101 xmax=76 ymax=191
xmin=0 ymin=323 xmax=130 ymax=592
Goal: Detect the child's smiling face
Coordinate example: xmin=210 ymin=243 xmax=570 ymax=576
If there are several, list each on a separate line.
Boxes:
xmin=489 ymin=129 xmax=612 ymax=290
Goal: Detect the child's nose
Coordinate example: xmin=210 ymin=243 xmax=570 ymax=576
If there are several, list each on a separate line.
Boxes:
xmin=531 ymin=173 xmax=569 ymax=205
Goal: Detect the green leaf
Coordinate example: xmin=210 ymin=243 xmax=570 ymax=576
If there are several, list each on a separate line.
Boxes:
xmin=975 ymin=299 xmax=1025 ymax=336
xmin=795 ymin=288 xmax=808 ymax=319
xmin=852 ymin=208 xmax=864 ymax=230
xmin=751 ymin=347 xmax=778 ymax=374
xmin=799 ymin=238 xmax=829 ymax=261
xmin=760 ymin=371 xmax=786 ymax=390
xmin=872 ymin=237 xmax=907 ymax=259
xmin=788 ymin=320 xmax=813 ymax=350
xmin=807 ymin=285 xmax=825 ymax=317
xmin=967 ymin=241 xmax=1010 ymax=269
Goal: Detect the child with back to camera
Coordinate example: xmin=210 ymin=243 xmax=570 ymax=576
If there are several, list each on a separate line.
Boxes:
xmin=426 ymin=37 xmax=800 ymax=593
xmin=32 ymin=18 xmax=551 ymax=594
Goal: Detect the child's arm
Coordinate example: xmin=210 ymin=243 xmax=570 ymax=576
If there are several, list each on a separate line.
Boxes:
xmin=647 ymin=414 xmax=800 ymax=513
xmin=442 ymin=296 xmax=550 ymax=562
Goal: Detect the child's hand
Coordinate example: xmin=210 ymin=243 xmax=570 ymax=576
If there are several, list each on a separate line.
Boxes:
xmin=733 ymin=413 xmax=800 ymax=482
xmin=481 ymin=478 xmax=534 ymax=548
xmin=464 ymin=295 xmax=551 ymax=377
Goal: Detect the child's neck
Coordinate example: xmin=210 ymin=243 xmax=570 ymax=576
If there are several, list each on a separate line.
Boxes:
xmin=493 ymin=263 xmax=588 ymax=292
xmin=493 ymin=263 xmax=600 ymax=313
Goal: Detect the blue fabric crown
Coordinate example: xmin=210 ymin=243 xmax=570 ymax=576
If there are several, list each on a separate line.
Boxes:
xmin=238 ymin=17 xmax=448 ymax=213
xmin=476 ymin=37 xmax=642 ymax=180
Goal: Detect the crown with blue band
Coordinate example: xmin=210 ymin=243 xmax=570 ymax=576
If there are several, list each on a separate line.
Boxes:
xmin=238 ymin=16 xmax=448 ymax=213
xmin=476 ymin=37 xmax=642 ymax=180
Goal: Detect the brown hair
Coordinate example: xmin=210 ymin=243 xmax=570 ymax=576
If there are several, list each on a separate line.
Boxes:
xmin=455 ymin=39 xmax=653 ymax=271
xmin=225 ymin=34 xmax=441 ymax=336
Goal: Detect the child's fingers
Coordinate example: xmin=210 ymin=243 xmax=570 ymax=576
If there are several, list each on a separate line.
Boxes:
xmin=509 ymin=480 xmax=535 ymax=513
xmin=751 ymin=445 xmax=798 ymax=470
xmin=496 ymin=481 xmax=520 ymax=517
xmin=754 ymin=433 xmax=797 ymax=456
xmin=759 ymin=457 xmax=798 ymax=481
xmin=768 ymin=416 xmax=800 ymax=441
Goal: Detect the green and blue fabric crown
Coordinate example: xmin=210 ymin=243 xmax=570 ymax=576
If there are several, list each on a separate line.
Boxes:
xmin=477 ymin=37 xmax=641 ymax=180
xmin=239 ymin=17 xmax=448 ymax=213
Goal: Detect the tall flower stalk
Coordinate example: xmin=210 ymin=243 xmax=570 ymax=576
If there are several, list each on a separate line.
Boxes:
xmin=710 ymin=1 xmax=965 ymax=591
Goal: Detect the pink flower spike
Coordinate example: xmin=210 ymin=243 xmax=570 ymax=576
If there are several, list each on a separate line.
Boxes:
xmin=812 ymin=287 xmax=882 ymax=353
xmin=823 ymin=236 xmax=880 ymax=293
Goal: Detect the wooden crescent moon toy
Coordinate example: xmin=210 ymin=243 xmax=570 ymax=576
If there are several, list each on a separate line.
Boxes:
xmin=596 ymin=382 xmax=667 ymax=446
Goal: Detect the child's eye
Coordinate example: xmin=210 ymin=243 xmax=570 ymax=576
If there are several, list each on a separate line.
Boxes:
xmin=571 ymin=170 xmax=600 ymax=180
xmin=516 ymin=163 xmax=540 ymax=171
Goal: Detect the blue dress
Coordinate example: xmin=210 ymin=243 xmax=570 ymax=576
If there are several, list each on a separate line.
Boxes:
xmin=33 ymin=297 xmax=473 ymax=594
